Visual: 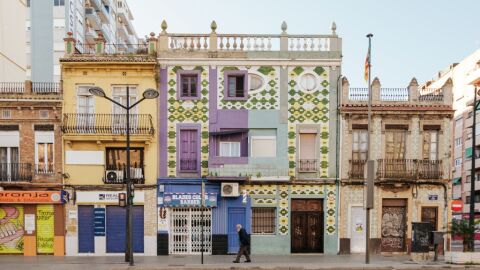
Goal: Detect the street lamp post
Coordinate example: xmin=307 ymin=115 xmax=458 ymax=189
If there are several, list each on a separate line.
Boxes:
xmin=89 ymin=86 xmax=159 ymax=266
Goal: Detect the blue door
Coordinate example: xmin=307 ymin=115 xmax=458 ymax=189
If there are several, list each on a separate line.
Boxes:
xmin=78 ymin=205 xmax=95 ymax=253
xmin=228 ymin=207 xmax=246 ymax=253
xmin=106 ymin=206 xmax=144 ymax=253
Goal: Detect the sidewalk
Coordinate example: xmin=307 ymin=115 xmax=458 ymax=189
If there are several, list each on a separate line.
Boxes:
xmin=0 ymin=254 xmax=475 ymax=270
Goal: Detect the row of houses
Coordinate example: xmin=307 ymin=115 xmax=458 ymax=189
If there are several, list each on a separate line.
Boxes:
xmin=0 ymin=22 xmax=459 ymax=256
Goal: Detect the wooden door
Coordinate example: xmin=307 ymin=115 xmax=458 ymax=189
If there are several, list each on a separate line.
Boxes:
xmin=291 ymin=199 xmax=323 ymax=253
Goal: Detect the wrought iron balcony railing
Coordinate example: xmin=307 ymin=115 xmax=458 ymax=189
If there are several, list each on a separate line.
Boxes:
xmin=0 ymin=163 xmax=33 ymax=182
xmin=417 ymin=159 xmax=443 ymax=179
xmin=349 ymin=160 xmax=366 ymax=179
xmin=377 ymin=159 xmax=443 ymax=180
xmin=62 ymin=114 xmax=154 ymax=135
xmin=35 ymin=163 xmax=54 ymax=174
xmin=298 ymin=159 xmax=318 ymax=172
xmin=104 ymin=164 xmax=145 ymax=184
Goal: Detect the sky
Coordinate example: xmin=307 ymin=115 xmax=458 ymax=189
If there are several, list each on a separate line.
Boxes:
xmin=128 ymin=0 xmax=480 ymax=88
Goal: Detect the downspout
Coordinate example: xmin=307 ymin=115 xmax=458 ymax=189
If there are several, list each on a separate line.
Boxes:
xmin=336 ymin=71 xmax=343 ymax=254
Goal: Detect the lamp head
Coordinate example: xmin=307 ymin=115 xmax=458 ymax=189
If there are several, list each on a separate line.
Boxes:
xmin=142 ymin=88 xmax=159 ymax=99
xmin=89 ymin=87 xmax=106 ymax=98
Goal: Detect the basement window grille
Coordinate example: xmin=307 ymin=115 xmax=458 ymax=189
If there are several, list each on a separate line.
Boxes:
xmin=1 ymin=110 xmax=11 ymax=119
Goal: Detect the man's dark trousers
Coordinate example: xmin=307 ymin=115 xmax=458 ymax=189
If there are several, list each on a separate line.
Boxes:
xmin=235 ymin=244 xmax=251 ymax=262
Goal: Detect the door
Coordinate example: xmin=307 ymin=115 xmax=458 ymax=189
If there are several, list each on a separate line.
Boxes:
xmin=381 ymin=199 xmax=407 ymax=252
xmin=169 ymin=208 xmax=212 ymax=254
xmin=291 ymin=199 xmax=323 ymax=253
xmin=77 ymin=86 xmax=95 ymax=131
xmin=350 ymin=206 xmax=366 ymax=253
xmin=0 ymin=147 xmax=19 ymax=181
xmin=78 ymin=206 xmax=95 ymax=253
xmin=180 ymin=130 xmax=198 ymax=171
xmin=106 ymin=206 xmax=144 ymax=253
xmin=227 ymin=207 xmax=246 ymax=253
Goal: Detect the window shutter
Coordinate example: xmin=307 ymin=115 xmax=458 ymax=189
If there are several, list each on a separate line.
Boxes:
xmin=300 ymin=133 xmax=316 ymax=159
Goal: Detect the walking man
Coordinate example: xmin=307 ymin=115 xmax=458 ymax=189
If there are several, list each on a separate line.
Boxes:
xmin=233 ymin=224 xmax=251 ymax=263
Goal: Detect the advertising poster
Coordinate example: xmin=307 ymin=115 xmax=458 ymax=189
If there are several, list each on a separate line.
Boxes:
xmin=0 ymin=205 xmax=24 ymax=254
xmin=36 ymin=205 xmax=54 ymax=254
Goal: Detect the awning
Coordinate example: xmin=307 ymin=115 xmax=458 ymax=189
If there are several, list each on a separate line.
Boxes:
xmin=466 ymin=147 xmax=473 ymax=158
xmin=209 ymin=129 xmax=248 ymax=136
xmin=453 ymin=177 xmax=461 ymax=185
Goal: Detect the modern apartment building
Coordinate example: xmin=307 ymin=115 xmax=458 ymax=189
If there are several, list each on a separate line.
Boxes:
xmin=26 ymin=0 xmax=140 ymax=82
xmin=60 ymin=36 xmax=158 ymax=256
xmin=0 ymin=81 xmax=64 ymax=256
xmin=339 ymin=77 xmax=453 ymax=254
xmin=156 ymin=21 xmax=342 ymax=255
xmin=424 ymin=50 xmax=480 ymax=225
xmin=0 ymin=0 xmax=27 ymax=82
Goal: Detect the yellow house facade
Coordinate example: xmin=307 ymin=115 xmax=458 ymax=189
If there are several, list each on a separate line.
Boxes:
xmin=60 ymin=51 xmax=158 ymax=255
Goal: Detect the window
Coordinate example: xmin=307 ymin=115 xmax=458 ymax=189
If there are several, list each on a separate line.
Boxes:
xmin=252 ymin=208 xmax=276 ymax=234
xmin=179 ymin=73 xmax=199 ymax=99
xmin=224 ymin=71 xmax=247 ymax=100
xmin=476 ymin=173 xmax=480 ymax=181
xmin=385 ymin=130 xmax=406 ymax=159
xmin=112 ymin=86 xmax=138 ymax=131
xmin=77 ymin=85 xmax=94 ymax=114
xmin=106 ymin=148 xmax=144 ymax=181
xmin=299 ymin=133 xmax=317 ymax=172
xmin=455 ymin=117 xmax=463 ymax=128
xmin=455 ymin=138 xmax=462 ymax=148
xmin=467 ymin=191 xmax=480 ymax=203
xmin=0 ymin=147 xmax=20 ymax=180
xmin=251 ymin=136 xmax=276 ymax=157
xmin=53 ymin=0 xmax=65 ymax=6
xmin=455 ymin=158 xmax=462 ymax=167
xmin=179 ymin=129 xmax=198 ymax=172
xmin=1 ymin=110 xmax=11 ymax=119
xmin=35 ymin=131 xmax=54 ymax=173
xmin=423 ymin=130 xmax=438 ymax=160
xmin=219 ymin=142 xmax=240 ymax=157
xmin=352 ymin=130 xmax=368 ymax=160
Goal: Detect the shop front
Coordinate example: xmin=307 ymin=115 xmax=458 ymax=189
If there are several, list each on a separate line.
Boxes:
xmin=65 ymin=189 xmax=157 ymax=256
xmin=157 ymin=179 xmax=219 ymax=255
xmin=0 ymin=190 xmax=66 ymax=256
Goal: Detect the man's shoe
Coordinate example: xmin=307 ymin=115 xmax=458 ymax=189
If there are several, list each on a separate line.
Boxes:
xmin=232 ymin=261 xmax=239 ymax=263
xmin=245 ymin=260 xmax=251 ymax=263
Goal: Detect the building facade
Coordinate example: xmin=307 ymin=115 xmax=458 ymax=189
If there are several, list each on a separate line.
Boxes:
xmin=0 ymin=0 xmax=27 ymax=82
xmin=0 ymin=81 xmax=64 ymax=256
xmin=60 ymin=37 xmax=158 ymax=256
xmin=339 ymin=77 xmax=453 ymax=254
xmin=26 ymin=0 xmax=140 ymax=82
xmin=156 ymin=21 xmax=342 ymax=255
xmin=424 ymin=50 xmax=480 ymax=249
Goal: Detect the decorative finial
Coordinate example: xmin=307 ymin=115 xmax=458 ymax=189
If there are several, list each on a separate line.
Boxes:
xmin=372 ymin=77 xmax=380 ymax=86
xmin=150 ymin=32 xmax=155 ymax=37
xmin=331 ymin=22 xmax=337 ymax=35
xmin=342 ymin=76 xmax=349 ymax=86
xmin=211 ymin=20 xmax=217 ymax=33
xmin=444 ymin=77 xmax=453 ymax=86
xmin=409 ymin=77 xmax=418 ymax=87
xmin=281 ymin=21 xmax=287 ymax=34
xmin=161 ymin=20 xmax=167 ymax=33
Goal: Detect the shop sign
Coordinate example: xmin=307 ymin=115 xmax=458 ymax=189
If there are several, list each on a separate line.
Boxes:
xmin=0 ymin=191 xmax=66 ymax=204
xmin=94 ymin=208 xmax=105 ymax=236
xmin=76 ymin=191 xmax=144 ymax=204
xmin=161 ymin=193 xmax=217 ymax=207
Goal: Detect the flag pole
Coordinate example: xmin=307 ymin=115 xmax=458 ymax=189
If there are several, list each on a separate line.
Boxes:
xmin=365 ymin=33 xmax=373 ymax=265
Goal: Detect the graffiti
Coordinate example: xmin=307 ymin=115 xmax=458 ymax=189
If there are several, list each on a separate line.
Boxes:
xmin=0 ymin=205 xmax=24 ymax=253
xmin=36 ymin=205 xmax=54 ymax=254
xmin=381 ymin=206 xmax=406 ymax=251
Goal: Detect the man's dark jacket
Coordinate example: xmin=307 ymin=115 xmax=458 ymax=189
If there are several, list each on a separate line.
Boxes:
xmin=238 ymin=228 xmax=250 ymax=246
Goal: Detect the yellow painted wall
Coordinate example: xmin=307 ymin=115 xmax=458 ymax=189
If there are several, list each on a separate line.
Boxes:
xmin=61 ymin=61 xmax=158 ymax=185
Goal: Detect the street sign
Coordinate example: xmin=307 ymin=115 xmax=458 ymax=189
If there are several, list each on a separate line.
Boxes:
xmin=452 ymin=200 xmax=463 ymax=212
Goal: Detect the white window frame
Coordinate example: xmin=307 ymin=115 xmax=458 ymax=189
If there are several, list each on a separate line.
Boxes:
xmin=251 ymin=136 xmax=277 ymax=158
xmin=76 ymin=84 xmax=95 ymax=114
xmin=219 ymin=141 xmax=241 ymax=157
xmin=35 ymin=131 xmax=54 ymax=174
xmin=455 ymin=158 xmax=462 ymax=167
xmin=455 ymin=138 xmax=462 ymax=148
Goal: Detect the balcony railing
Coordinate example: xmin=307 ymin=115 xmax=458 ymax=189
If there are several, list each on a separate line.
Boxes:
xmin=208 ymin=164 xmax=289 ymax=178
xmin=377 ymin=159 xmax=443 ymax=180
xmin=349 ymin=160 xmax=366 ymax=179
xmin=32 ymin=82 xmax=60 ymax=93
xmin=104 ymin=164 xmax=144 ymax=184
xmin=74 ymin=43 xmax=148 ymax=55
xmin=35 ymin=163 xmax=54 ymax=174
xmin=62 ymin=114 xmax=154 ymax=135
xmin=0 ymin=163 xmax=33 ymax=182
xmin=179 ymin=158 xmax=197 ymax=172
xmin=0 ymin=82 xmax=60 ymax=94
xmin=0 ymin=82 xmax=24 ymax=93
xmin=298 ymin=159 xmax=318 ymax=172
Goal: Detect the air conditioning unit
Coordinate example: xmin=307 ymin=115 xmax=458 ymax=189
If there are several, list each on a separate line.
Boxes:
xmin=221 ymin=182 xmax=240 ymax=197
xmin=105 ymin=170 xmax=123 ymax=183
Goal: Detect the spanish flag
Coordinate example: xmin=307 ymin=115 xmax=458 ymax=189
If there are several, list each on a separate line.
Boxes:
xmin=364 ymin=41 xmax=371 ymax=82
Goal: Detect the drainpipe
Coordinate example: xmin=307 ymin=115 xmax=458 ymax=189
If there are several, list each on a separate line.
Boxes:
xmin=336 ymin=72 xmax=343 ymax=254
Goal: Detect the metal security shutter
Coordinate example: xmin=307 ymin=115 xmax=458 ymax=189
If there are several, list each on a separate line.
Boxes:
xmin=106 ymin=206 xmax=126 ymax=253
xmin=169 ymin=208 xmax=212 ymax=254
xmin=106 ymin=206 xmax=144 ymax=253
xmin=78 ymin=205 xmax=95 ymax=253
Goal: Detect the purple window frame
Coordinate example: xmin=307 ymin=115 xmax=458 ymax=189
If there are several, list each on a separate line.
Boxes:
xmin=223 ymin=70 xmax=248 ymax=101
xmin=176 ymin=124 xmax=201 ymax=174
xmin=177 ymin=70 xmax=201 ymax=100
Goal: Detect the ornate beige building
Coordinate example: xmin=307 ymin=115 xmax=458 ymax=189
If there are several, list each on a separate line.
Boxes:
xmin=339 ymin=77 xmax=453 ymax=254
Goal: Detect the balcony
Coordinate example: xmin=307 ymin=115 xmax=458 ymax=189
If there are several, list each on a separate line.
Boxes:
xmin=0 ymin=82 xmax=60 ymax=94
xmin=85 ymin=7 xmax=101 ymax=30
xmin=298 ymin=159 xmax=318 ymax=172
xmin=35 ymin=163 xmax=54 ymax=174
xmin=208 ymin=164 xmax=289 ymax=181
xmin=103 ymin=164 xmax=144 ymax=184
xmin=61 ymin=114 xmax=154 ymax=135
xmin=349 ymin=160 xmax=366 ymax=179
xmin=0 ymin=163 xmax=33 ymax=182
xmin=377 ymin=159 xmax=443 ymax=181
